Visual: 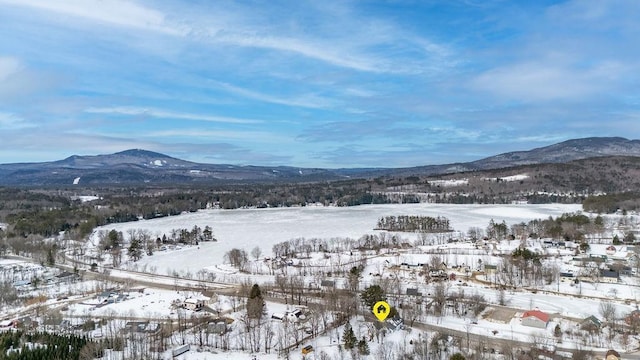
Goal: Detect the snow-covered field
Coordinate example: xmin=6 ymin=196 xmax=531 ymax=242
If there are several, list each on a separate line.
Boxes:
xmin=8 ymin=202 xmax=640 ymax=359
xmin=89 ymin=203 xmax=581 ymax=274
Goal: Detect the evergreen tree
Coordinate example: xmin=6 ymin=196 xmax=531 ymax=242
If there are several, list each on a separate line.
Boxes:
xmin=203 ymin=225 xmax=214 ymax=241
xmin=343 ymin=323 xmax=357 ymax=350
xmin=46 ymin=247 xmax=56 ymax=266
xmin=128 ymin=238 xmax=142 ymax=261
xmin=450 ymin=353 xmax=466 ymax=360
xmin=357 ymin=337 xmax=369 ymax=355
xmin=249 ymin=283 xmax=262 ymax=299
xmin=361 ymin=285 xmax=386 ymax=308
xmin=108 ymin=229 xmax=121 ymax=249
xmin=247 ymin=284 xmax=265 ymax=319
xmin=554 ymin=324 xmax=562 ymax=338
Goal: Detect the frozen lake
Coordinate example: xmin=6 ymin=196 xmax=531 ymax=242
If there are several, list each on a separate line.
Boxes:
xmin=91 ymin=203 xmax=582 ymax=273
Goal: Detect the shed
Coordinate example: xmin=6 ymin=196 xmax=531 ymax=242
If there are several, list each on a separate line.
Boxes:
xmin=208 ymin=321 xmax=227 ymax=335
xmin=406 ymin=288 xmax=422 ymax=296
xmin=581 ymin=315 xmax=602 ymax=330
xmin=483 ymin=264 xmax=497 ymax=274
xmin=320 ymin=280 xmax=335 ymax=288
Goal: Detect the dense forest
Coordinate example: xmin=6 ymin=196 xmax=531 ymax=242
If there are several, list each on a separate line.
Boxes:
xmin=582 ymin=192 xmax=640 ymax=214
xmin=0 ymin=331 xmax=101 ymax=360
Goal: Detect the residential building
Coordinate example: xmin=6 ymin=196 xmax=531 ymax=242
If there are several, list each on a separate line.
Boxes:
xmin=182 ymin=298 xmax=206 ymax=311
xmin=600 ymin=270 xmax=620 ymax=283
xmin=521 ymin=310 xmax=550 ymax=329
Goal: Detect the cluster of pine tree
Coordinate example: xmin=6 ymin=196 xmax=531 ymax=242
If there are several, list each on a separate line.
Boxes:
xmin=342 ymin=323 xmax=369 ymax=355
xmin=0 ymin=331 xmax=101 ymax=360
xmin=375 ymin=215 xmax=451 ymax=232
xmin=583 ymin=192 xmax=640 ymax=213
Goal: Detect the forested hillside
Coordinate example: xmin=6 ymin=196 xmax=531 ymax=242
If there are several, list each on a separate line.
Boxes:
xmin=1 ymin=156 xmax=640 ymax=246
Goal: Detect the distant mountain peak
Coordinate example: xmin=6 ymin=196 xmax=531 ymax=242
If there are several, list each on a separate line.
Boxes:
xmin=113 ymin=149 xmax=173 ymax=158
xmin=471 ymin=137 xmax=640 ymax=169
xmin=548 ymin=137 xmax=634 ymax=148
xmin=0 ymin=137 xmax=639 ymax=185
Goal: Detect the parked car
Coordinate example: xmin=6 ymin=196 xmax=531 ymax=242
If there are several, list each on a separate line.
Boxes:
xmin=302 ymin=345 xmax=313 ymax=355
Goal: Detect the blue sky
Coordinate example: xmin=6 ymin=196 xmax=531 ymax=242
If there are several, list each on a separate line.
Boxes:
xmin=0 ymin=0 xmax=638 ymax=168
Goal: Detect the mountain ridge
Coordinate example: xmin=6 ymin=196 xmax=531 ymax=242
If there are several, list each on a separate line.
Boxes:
xmin=2 ymin=137 xmax=640 ymax=185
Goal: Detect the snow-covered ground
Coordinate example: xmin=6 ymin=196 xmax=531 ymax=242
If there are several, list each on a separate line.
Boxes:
xmin=66 ymin=288 xmax=212 ymax=319
xmin=7 ymin=202 xmax=640 ymax=359
xmin=485 ymin=174 xmax=530 ymax=182
xmin=71 ymin=195 xmax=101 ymax=202
xmin=430 ymin=179 xmax=469 ymax=187
xmin=73 ymin=202 xmax=640 ymax=358
xmin=88 ymin=203 xmax=581 ymax=274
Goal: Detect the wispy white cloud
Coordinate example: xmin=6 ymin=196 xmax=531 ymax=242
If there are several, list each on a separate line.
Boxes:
xmin=214 ymin=81 xmax=336 ymax=109
xmin=2 ymin=1 xmax=639 ymax=167
xmin=471 ymin=62 xmax=596 ymax=101
xmin=342 ymin=87 xmax=377 ymax=98
xmin=85 ymin=106 xmax=262 ymax=124
xmin=212 ymin=33 xmax=385 ymax=73
xmin=1 ymin=0 xmax=453 ymax=75
xmin=0 ymin=56 xmax=22 ymax=81
xmin=0 ymin=56 xmax=61 ymax=102
xmin=0 ymin=112 xmax=34 ymax=129
xmin=142 ymin=129 xmax=289 ymax=142
xmin=0 ymin=0 xmax=185 ymax=35
xmin=467 ymin=0 xmax=640 ymax=104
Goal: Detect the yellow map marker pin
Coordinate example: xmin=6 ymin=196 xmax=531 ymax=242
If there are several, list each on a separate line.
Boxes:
xmin=373 ymin=301 xmax=391 ymax=321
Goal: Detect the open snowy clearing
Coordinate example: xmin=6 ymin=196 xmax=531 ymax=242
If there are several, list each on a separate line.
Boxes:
xmin=89 ymin=203 xmax=581 ymax=274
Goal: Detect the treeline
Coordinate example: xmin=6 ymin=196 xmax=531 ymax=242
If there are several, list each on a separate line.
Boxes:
xmin=92 ymin=225 xmax=216 ymax=265
xmin=4 ymin=205 xmax=138 ymax=239
xmin=508 ymin=212 xmax=604 ymax=242
xmin=0 ymin=181 xmax=397 ymax=239
xmin=0 ymin=188 xmax=71 ymax=212
xmin=583 ymin=192 xmax=640 ymax=214
xmin=424 ymin=192 xmax=580 ymax=205
xmin=375 ymin=215 xmax=451 ymax=232
xmin=0 ymin=331 xmax=100 ymax=360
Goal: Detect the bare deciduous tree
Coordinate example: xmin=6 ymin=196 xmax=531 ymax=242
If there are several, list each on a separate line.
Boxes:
xmin=251 ymin=246 xmax=262 ymax=260
xmin=224 ymin=248 xmax=249 ymax=271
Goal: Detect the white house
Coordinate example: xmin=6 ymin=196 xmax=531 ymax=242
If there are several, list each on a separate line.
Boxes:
xmin=285 ymin=309 xmax=306 ymax=323
xmin=182 ymin=298 xmax=206 ymax=311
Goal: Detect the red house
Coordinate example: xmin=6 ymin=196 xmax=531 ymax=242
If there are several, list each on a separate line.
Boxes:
xmin=521 ymin=310 xmax=550 ymax=329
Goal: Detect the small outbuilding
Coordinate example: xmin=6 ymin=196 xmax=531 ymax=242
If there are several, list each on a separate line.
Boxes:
xmin=320 ymin=280 xmax=335 ymax=288
xmin=208 ymin=320 xmax=228 ymax=335
xmin=406 ymin=288 xmax=422 ymax=296
xmin=581 ymin=315 xmax=602 ymax=331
